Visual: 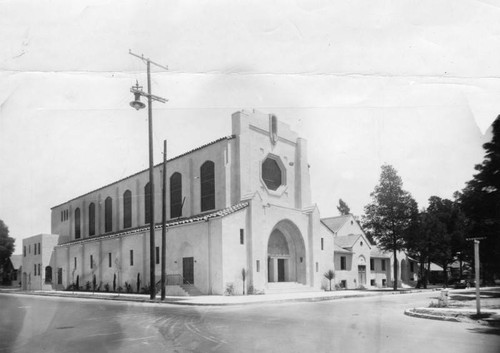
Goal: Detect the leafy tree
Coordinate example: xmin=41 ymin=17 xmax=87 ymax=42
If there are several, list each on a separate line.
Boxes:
xmin=337 ymin=199 xmax=351 ymax=216
xmin=0 ymin=220 xmax=15 ymax=269
xmin=362 ymin=165 xmax=418 ymax=290
xmin=405 ymin=210 xmax=440 ymax=288
xmin=457 ymin=115 xmax=500 ymax=282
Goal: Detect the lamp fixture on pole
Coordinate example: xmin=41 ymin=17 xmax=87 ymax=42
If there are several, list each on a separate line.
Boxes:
xmin=129 ymin=50 xmax=167 ymax=300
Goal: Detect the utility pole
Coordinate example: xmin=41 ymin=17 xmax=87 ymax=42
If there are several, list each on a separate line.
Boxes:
xmin=161 ymin=140 xmax=167 ymax=300
xmin=467 ymin=237 xmax=486 ymax=315
xmin=129 ymin=50 xmax=168 ymax=300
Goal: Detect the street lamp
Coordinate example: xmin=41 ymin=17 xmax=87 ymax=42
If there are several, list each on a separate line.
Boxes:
xmin=129 ymin=50 xmax=167 ymax=300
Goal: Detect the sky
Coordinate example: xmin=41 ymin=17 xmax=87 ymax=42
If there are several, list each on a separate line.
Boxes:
xmin=1 ymin=0 xmax=499 ymax=254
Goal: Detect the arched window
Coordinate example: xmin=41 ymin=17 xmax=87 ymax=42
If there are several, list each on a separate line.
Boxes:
xmin=45 ymin=266 xmax=52 ymax=284
xmin=123 ymin=190 xmax=132 ymax=229
xmin=74 ymin=208 xmax=81 ymax=239
xmin=170 ymin=172 xmax=182 ymax=218
xmin=200 ymin=161 xmax=215 ymax=212
xmin=105 ymin=197 xmax=113 ymax=233
xmin=144 ymin=182 xmax=151 ymax=224
xmin=88 ymin=203 xmax=96 ymax=236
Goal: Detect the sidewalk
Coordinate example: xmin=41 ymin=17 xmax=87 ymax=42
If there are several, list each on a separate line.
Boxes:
xmin=0 ymin=286 xmax=439 ymax=306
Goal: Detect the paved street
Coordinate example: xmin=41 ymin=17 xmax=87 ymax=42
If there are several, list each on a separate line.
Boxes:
xmin=1 ymin=291 xmax=499 ymax=353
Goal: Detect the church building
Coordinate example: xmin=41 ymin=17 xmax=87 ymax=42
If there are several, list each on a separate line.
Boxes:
xmin=50 ymin=111 xmax=335 ymax=295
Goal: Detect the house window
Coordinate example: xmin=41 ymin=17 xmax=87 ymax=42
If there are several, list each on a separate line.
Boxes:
xmin=34 ymin=244 xmax=36 ymax=255
xmin=370 ymin=258 xmax=374 ymax=271
xmin=34 ymin=264 xmax=37 ymax=276
xmin=200 ymin=161 xmax=215 ymax=212
xmin=130 ymin=250 xmax=134 ymax=266
xmin=90 ymin=255 xmax=93 ymax=269
xmin=45 ymin=266 xmax=52 ymax=284
xmin=382 ymin=279 xmax=387 ymax=287
xmin=341 ymin=280 xmax=347 ymax=288
xmin=108 ymin=253 xmax=112 ymax=268
xmin=74 ymin=257 xmax=77 ymax=269
xmin=123 ymin=190 xmax=132 ymax=229
xmin=156 ymin=246 xmax=160 ymax=265
xmin=23 ymin=246 xmax=26 ymax=257
xmin=410 ymin=261 xmax=415 ymax=272
xmin=75 ymin=208 xmax=81 ymax=239
xmin=240 ymin=229 xmax=244 ymax=245
xmin=381 ymin=259 xmax=386 ymax=271
xmin=370 ymin=279 xmax=375 ymax=286
xmin=145 ymin=182 xmax=151 ymax=224
xmin=105 ymin=197 xmax=113 ymax=233
xmin=170 ymin=172 xmax=182 ymax=218
xmin=38 ymin=264 xmax=41 ymax=278
xmin=38 ymin=243 xmax=41 ymax=255
xmin=321 ymin=238 xmax=324 ymax=250
xmin=262 ymin=157 xmax=282 ymax=191
xmin=29 ymin=244 xmax=30 ymax=254
xmin=256 ymin=260 xmax=260 ymax=272
xmin=89 ymin=202 xmax=96 ymax=236
xmin=340 ymin=256 xmax=346 ymax=270
xmin=57 ymin=268 xmax=63 ymax=285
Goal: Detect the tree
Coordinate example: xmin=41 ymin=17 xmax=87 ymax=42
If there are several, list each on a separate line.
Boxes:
xmin=426 ymin=197 xmax=467 ymax=286
xmin=337 ymin=199 xmax=351 ymax=216
xmin=323 ymin=270 xmax=335 ymax=291
xmin=458 ymin=115 xmax=500 ymax=282
xmin=362 ymin=165 xmax=418 ymax=290
xmin=0 ymin=220 xmax=15 ymax=269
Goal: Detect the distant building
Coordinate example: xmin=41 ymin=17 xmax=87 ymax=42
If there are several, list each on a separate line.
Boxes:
xmin=322 ymin=214 xmax=418 ymax=289
xmin=1 ymin=254 xmax=22 ymax=286
xmin=21 ymin=234 xmax=60 ymax=290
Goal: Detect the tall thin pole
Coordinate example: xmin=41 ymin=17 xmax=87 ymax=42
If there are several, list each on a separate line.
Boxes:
xmin=147 ymin=60 xmax=156 ymax=300
xmin=474 ymin=240 xmax=481 ymax=315
xmin=161 ymin=140 xmax=167 ymax=300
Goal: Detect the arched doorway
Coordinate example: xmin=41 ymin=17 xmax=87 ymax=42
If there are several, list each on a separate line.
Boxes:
xmin=267 ymin=220 xmax=306 ymax=285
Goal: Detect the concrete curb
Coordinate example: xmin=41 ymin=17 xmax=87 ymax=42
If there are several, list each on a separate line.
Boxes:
xmin=404 ymin=308 xmax=460 ymax=322
xmin=1 ymin=288 xmax=439 ymax=307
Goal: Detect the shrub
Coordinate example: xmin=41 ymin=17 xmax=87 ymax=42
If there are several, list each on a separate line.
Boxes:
xmin=141 ymin=284 xmax=152 ymax=294
xmin=117 ymin=286 xmax=123 ymax=293
xmin=224 ymin=283 xmax=235 ymax=296
xmin=85 ymin=281 xmax=91 ymax=291
xmin=125 ymin=282 xmax=133 ymax=293
xmin=104 ymin=283 xmax=110 ymax=292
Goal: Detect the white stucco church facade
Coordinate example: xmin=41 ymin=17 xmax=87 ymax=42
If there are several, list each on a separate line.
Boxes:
xmin=47 ymin=111 xmax=335 ymax=295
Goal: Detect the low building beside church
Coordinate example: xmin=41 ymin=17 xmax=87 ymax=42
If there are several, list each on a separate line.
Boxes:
xmin=48 ymin=110 xmax=334 ymax=295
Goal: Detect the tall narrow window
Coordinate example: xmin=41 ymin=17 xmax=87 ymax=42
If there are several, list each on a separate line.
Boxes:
xmin=144 ymin=182 xmax=151 ymax=224
xmin=108 ymin=253 xmax=112 ymax=268
xmin=155 ymin=246 xmax=160 ymax=265
xmin=321 ymin=238 xmax=324 ymax=250
xmin=170 ymin=172 xmax=182 ymax=218
xmin=123 ymin=190 xmax=132 ymax=229
xmin=340 ymin=256 xmax=346 ymax=270
xmin=75 ymin=208 xmax=81 ymax=239
xmin=370 ymin=258 xmax=375 ymax=271
xmin=74 ymin=257 xmax=77 ymax=269
xmin=381 ymin=259 xmax=386 ymax=271
xmin=200 ymin=161 xmax=215 ymax=212
xmin=105 ymin=197 xmax=113 ymax=233
xmin=38 ymin=264 xmax=41 ymax=277
xmin=57 ymin=268 xmax=62 ymax=285
xmin=34 ymin=264 xmax=37 ymax=275
xmin=90 ymin=255 xmax=93 ymax=269
xmin=130 ymin=250 xmax=134 ymax=266
xmin=240 ymin=229 xmax=244 ymax=245
xmin=88 ymin=203 xmax=96 ymax=236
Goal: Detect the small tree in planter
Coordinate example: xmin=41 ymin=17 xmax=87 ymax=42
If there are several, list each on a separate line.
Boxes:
xmin=241 ymin=268 xmax=247 ymax=295
xmin=113 ymin=274 xmax=116 ymax=292
xmin=136 ymin=273 xmax=141 ymax=293
xmin=92 ymin=274 xmax=97 ymax=293
xmin=324 ymin=270 xmax=335 ymax=291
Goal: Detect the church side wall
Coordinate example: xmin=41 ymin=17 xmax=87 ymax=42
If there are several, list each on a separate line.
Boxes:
xmin=221 ymin=210 xmax=248 ymax=295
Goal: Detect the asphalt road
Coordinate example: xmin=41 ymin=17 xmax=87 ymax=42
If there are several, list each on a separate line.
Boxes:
xmin=1 ymin=291 xmax=498 ymax=353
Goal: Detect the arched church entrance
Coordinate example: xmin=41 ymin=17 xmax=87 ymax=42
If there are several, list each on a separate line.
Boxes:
xmin=267 ymin=220 xmax=306 ymax=285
